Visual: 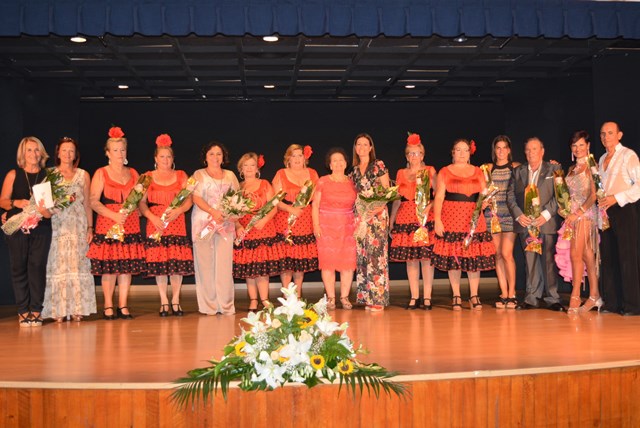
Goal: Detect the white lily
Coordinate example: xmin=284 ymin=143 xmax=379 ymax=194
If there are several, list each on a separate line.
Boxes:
xmin=279 ymin=333 xmax=312 ymax=367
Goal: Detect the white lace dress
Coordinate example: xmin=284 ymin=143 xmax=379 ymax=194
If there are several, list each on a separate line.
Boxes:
xmin=42 ymin=168 xmax=96 ymax=319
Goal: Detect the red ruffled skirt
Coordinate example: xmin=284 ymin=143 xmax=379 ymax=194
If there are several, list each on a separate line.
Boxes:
xmin=274 ymin=205 xmax=318 ymax=273
xmin=144 ymin=204 xmax=194 ymax=276
xmin=390 ymin=200 xmax=434 ymax=262
xmin=233 ymin=214 xmax=287 ymax=279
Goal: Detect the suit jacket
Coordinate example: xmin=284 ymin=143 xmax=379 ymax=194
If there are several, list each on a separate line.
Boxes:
xmin=506 ymin=161 xmax=561 ymax=235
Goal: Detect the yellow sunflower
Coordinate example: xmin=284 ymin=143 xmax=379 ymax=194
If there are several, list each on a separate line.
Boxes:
xmin=337 ymin=359 xmax=354 ymax=375
xmin=298 ymin=309 xmax=319 ymax=328
xmin=234 ymin=341 xmax=247 ymax=357
xmin=310 ymin=355 xmax=325 ymax=370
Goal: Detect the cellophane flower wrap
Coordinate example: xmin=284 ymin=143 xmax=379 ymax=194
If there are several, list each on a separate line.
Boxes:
xmin=198 ymin=188 xmax=255 ymax=240
xmin=149 ymin=176 xmax=198 ymax=242
xmin=235 ymin=190 xmax=287 ymax=245
xmin=553 ymin=169 xmax=573 ymax=240
xmin=524 ymin=184 xmax=542 ymax=254
xmin=2 ymin=168 xmax=76 ymax=235
xmin=355 ymin=185 xmax=400 ymax=240
xmin=587 ymin=154 xmax=610 ymax=231
xmin=480 ymin=164 xmax=502 ymax=234
xmin=105 ymin=174 xmax=152 ymax=242
xmin=413 ymin=169 xmax=431 ymax=244
xmin=463 ymin=170 xmax=499 ymax=249
xmin=285 ymin=180 xmax=315 ymax=244
xmin=172 ymin=285 xmax=407 ymax=406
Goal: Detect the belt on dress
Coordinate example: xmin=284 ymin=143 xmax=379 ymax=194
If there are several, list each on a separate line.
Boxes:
xmin=444 ymin=192 xmax=478 ymax=202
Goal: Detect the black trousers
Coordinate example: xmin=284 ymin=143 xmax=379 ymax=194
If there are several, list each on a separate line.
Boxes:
xmin=599 ymin=202 xmax=640 ymax=313
xmin=4 ymin=231 xmax=51 ymax=314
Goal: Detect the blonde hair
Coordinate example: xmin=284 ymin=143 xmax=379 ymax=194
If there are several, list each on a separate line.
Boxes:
xmin=283 ymin=144 xmax=307 ymax=167
xmin=237 ymin=152 xmax=260 ymax=178
xmin=104 ymin=136 xmax=128 ymax=154
xmin=17 ymin=136 xmax=49 ymax=168
xmin=405 ymin=142 xmax=425 ymax=156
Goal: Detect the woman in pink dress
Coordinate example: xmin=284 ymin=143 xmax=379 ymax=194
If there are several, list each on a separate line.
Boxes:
xmin=312 ymin=148 xmax=357 ymax=310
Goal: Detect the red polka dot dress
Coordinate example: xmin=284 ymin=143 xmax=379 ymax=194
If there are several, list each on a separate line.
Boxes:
xmin=272 ymin=168 xmax=319 ymax=273
xmin=431 ymin=166 xmax=496 ymax=272
xmin=390 ymin=166 xmax=436 ymax=262
xmin=143 ymin=170 xmax=194 ymax=276
xmin=87 ymin=167 xmax=146 ymax=274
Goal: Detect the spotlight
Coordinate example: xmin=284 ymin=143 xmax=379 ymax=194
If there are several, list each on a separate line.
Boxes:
xmin=70 ymin=36 xmax=87 ymax=43
xmin=263 ymin=36 xmax=279 ymax=43
xmin=264 ymin=84 xmax=275 ymax=89
xmin=404 ymin=85 xmax=416 ymax=89
xmin=454 ymin=35 xmax=467 ymax=43
xmin=118 ymin=85 xmax=129 ymax=89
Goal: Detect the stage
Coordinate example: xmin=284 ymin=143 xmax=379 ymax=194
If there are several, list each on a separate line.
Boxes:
xmin=0 ymin=282 xmax=639 ymax=427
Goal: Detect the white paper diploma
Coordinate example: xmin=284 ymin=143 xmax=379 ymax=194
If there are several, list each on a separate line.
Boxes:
xmin=32 ymin=181 xmax=54 ymax=209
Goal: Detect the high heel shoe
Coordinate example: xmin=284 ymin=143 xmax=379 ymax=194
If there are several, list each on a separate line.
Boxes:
xmin=261 ymin=300 xmax=273 ymax=310
xmin=326 ymin=297 xmax=336 ymax=310
xmin=579 ymin=296 xmax=604 ymax=313
xmin=171 ymin=303 xmax=184 ymax=317
xmin=159 ymin=304 xmax=169 ymax=317
xmin=422 ymin=298 xmax=432 ymax=311
xmin=495 ymin=296 xmax=508 ymax=309
xmin=406 ymin=296 xmax=420 ymax=310
xmin=248 ymin=299 xmax=259 ymax=313
xmin=117 ymin=307 xmax=133 ymax=320
xmin=103 ymin=307 xmax=116 ymax=321
xmin=452 ymin=296 xmax=462 ymax=311
xmin=469 ymin=295 xmax=482 ymax=311
xmin=340 ymin=297 xmax=352 ymax=310
xmin=567 ymin=296 xmax=582 ymax=314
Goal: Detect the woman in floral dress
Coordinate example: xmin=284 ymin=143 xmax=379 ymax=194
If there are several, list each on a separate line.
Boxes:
xmin=349 ymin=133 xmax=391 ymax=312
xmin=42 ymin=137 xmax=96 ymax=322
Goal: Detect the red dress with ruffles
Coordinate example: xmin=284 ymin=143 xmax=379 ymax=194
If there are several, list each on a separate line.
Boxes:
xmin=273 ymin=168 xmax=319 ymax=273
xmin=143 ymin=170 xmax=194 ymax=276
xmin=390 ymin=167 xmax=436 ymax=262
xmin=233 ymin=180 xmax=287 ymax=279
xmin=87 ymin=167 xmax=146 ymax=275
xmin=431 ymin=166 xmax=496 ymax=272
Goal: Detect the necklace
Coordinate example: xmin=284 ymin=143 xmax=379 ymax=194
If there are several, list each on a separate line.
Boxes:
xmin=24 ymin=169 xmax=41 ymax=197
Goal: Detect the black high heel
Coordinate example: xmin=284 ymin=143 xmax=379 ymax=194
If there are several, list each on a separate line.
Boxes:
xmin=103 ymin=307 xmax=116 ymax=321
xmin=422 ymin=298 xmax=432 ymax=311
xmin=171 ymin=303 xmax=184 ymax=317
xmin=248 ymin=299 xmax=259 ymax=313
xmin=159 ymin=304 xmax=169 ymax=317
xmin=452 ymin=296 xmax=462 ymax=311
xmin=469 ymin=295 xmax=483 ymax=311
xmin=117 ymin=307 xmax=133 ymax=320
xmin=406 ymin=297 xmax=420 ymax=310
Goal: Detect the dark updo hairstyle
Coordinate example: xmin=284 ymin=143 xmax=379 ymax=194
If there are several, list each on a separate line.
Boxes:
xmin=569 ymin=130 xmax=590 ymax=147
xmin=55 ymin=137 xmax=80 ymax=168
xmin=491 ymin=135 xmax=512 ymax=164
xmin=200 ymin=140 xmax=230 ymax=167
xmin=325 ymin=147 xmax=349 ymax=170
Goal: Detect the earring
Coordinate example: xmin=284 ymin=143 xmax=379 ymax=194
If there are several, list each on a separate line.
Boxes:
xmin=571 ymin=152 xmax=575 ymax=162
xmin=204 ymin=160 xmax=208 ymax=167
xmin=124 ymin=158 xmax=129 ymax=166
xmin=154 ymin=163 xmax=157 ymax=170
xmin=239 ymin=171 xmax=244 ymax=180
xmin=256 ymin=171 xmax=261 ymax=179
xmin=172 ymin=162 xmax=176 ymax=170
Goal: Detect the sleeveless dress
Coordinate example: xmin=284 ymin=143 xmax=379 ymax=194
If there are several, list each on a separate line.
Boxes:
xmin=43 ymin=168 xmax=96 ymax=319
xmin=483 ymin=163 xmax=515 ymax=232
xmin=273 ymin=168 xmax=319 ymax=273
xmin=87 ymin=167 xmax=146 ymax=274
xmin=315 ymin=176 xmax=357 ymax=271
xmin=349 ymin=159 xmax=390 ymax=306
xmin=555 ymin=167 xmax=599 ymax=282
xmin=431 ymin=166 xmax=496 ymax=272
xmin=233 ymin=180 xmax=287 ymax=279
xmin=144 ymin=170 xmax=194 ymax=277
xmin=390 ymin=167 xmax=436 ymax=262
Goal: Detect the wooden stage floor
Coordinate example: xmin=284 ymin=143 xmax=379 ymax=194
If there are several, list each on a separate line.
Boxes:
xmin=0 ymin=283 xmax=639 ymax=387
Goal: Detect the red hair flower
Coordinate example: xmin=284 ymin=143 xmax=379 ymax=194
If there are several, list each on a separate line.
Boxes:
xmin=257 ymin=154 xmax=265 ymax=169
xmin=156 ymin=134 xmax=172 ymax=147
xmin=303 ymin=145 xmax=313 ymax=160
xmin=108 ymin=126 xmax=125 ymax=139
xmin=407 ymin=132 xmax=421 ymax=146
xmin=469 ymin=140 xmax=477 ymax=155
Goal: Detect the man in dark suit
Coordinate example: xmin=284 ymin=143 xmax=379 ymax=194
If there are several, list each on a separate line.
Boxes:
xmin=507 ymin=137 xmax=564 ymax=311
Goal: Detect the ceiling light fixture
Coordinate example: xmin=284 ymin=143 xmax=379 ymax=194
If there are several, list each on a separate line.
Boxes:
xmin=404 ymin=85 xmax=416 ymax=89
xmin=453 ymin=35 xmax=468 ymax=43
xmin=118 ymin=85 xmax=129 ymax=89
xmin=263 ymin=36 xmax=279 ymax=43
xmin=70 ymin=36 xmax=87 ymax=43
xmin=264 ymin=84 xmax=275 ymax=89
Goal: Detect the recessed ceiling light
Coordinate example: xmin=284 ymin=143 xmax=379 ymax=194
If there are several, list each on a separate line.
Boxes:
xmin=264 ymin=84 xmax=275 ymax=89
xmin=118 ymin=85 xmax=129 ymax=89
xmin=404 ymin=85 xmax=416 ymax=89
xmin=454 ymin=35 xmax=467 ymax=43
xmin=263 ymin=36 xmax=279 ymax=43
xmin=201 ymin=94 xmax=207 ymax=99
xmin=70 ymin=36 xmax=87 ymax=43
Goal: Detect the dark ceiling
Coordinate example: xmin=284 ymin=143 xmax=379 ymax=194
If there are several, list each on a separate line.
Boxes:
xmin=1 ymin=34 xmax=638 ymax=102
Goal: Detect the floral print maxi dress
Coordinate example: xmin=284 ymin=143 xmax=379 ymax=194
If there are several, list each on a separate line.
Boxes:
xmin=350 ymin=160 xmax=390 ymax=306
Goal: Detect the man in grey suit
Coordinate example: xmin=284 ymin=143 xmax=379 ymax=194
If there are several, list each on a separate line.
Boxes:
xmin=507 ymin=137 xmax=565 ymax=311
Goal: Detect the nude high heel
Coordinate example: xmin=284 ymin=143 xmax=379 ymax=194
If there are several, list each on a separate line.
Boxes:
xmin=580 ymin=296 xmax=604 ymax=313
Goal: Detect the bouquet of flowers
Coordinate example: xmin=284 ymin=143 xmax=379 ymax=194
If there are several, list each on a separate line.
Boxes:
xmin=463 ymin=178 xmax=499 ymax=249
xmin=171 ymin=285 xmax=407 ymax=406
xmin=198 ymin=188 xmax=256 ymax=240
xmin=2 ymin=168 xmax=76 ymax=235
xmin=285 ymin=180 xmax=315 ymax=244
xmin=413 ymin=169 xmax=431 ymax=244
xmin=105 ymin=174 xmax=153 ymax=242
xmin=480 ymin=164 xmax=501 ymax=234
xmin=355 ymin=185 xmax=400 ymax=239
xmin=587 ymin=154 xmax=610 ymax=231
xmin=234 ymin=190 xmax=287 ymax=245
xmin=553 ymin=169 xmax=573 ymax=240
xmin=149 ymin=176 xmax=198 ymax=242
xmin=524 ymin=184 xmax=542 ymax=254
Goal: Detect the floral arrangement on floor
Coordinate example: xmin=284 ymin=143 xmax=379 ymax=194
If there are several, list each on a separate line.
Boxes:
xmin=172 ymin=285 xmax=407 ymax=406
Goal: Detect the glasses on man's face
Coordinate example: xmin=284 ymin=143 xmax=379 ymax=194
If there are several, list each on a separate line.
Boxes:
xmin=407 ymin=152 xmax=423 ymax=157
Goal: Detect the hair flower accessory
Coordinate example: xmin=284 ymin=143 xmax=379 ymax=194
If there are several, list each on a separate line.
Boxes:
xmin=407 ymin=132 xmax=421 ymax=146
xmin=303 ymin=145 xmax=313 ymax=160
xmin=156 ymin=134 xmax=173 ymax=147
xmin=469 ymin=139 xmax=477 ymax=155
xmin=108 ymin=126 xmax=125 ymax=139
xmin=257 ymin=154 xmax=265 ymax=169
